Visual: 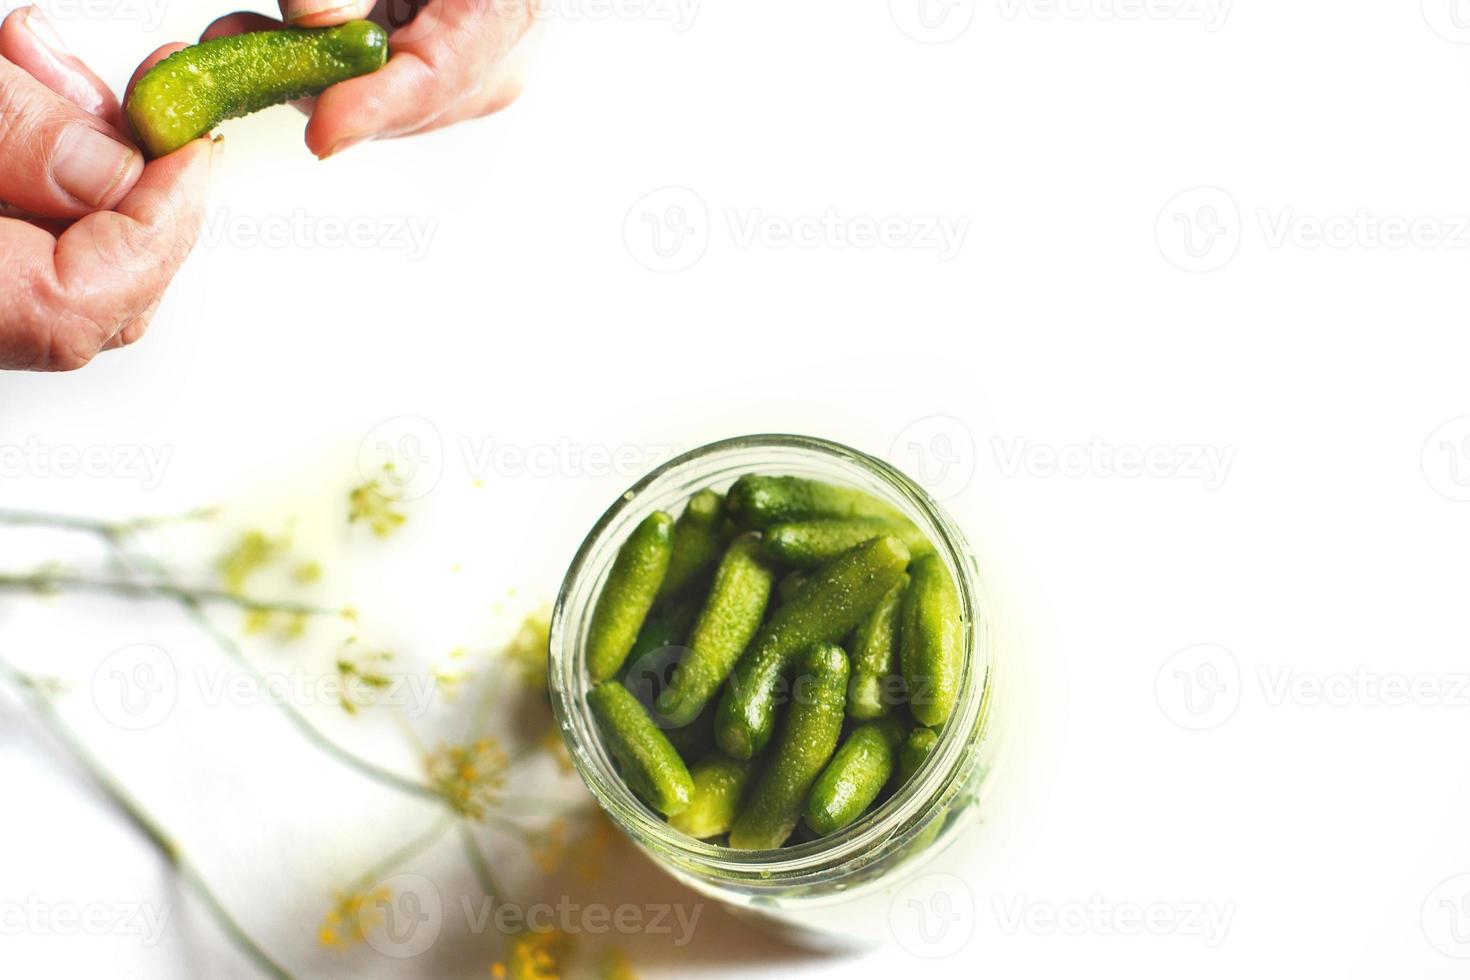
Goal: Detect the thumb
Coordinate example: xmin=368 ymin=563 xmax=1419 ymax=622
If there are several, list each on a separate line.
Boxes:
xmin=0 ymin=57 xmax=142 ymax=218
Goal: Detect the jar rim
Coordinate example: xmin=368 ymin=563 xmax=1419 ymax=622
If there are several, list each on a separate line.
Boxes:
xmin=548 ymin=433 xmax=994 ymax=884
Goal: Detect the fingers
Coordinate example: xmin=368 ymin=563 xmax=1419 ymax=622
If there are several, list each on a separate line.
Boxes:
xmin=201 ymin=11 xmax=285 ymax=40
xmin=0 ymin=51 xmax=142 ymax=219
xmin=20 ymin=138 xmax=215 ymax=370
xmin=278 ymin=0 xmax=376 ymax=28
xmin=305 ymin=0 xmax=536 ymax=157
xmin=0 ymin=7 xmax=122 ymax=128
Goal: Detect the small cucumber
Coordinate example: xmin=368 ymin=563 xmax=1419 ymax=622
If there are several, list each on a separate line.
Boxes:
xmin=587 ymin=512 xmax=674 ymax=681
xmin=656 ymin=536 xmax=775 ymax=726
xmin=896 ymin=726 xmax=940 ymax=786
xmin=622 ymin=596 xmax=699 ymax=678
xmin=762 ymin=518 xmax=933 ymax=569
xmin=669 ymin=751 xmax=758 ymax=839
xmin=900 ymin=553 xmax=963 ymax=728
xmin=656 ymin=490 xmax=725 ymax=602
xmin=728 ymin=643 xmax=849 ymax=849
xmin=587 ymin=681 xmax=693 ymax=816
xmin=804 ymin=716 xmax=907 ymax=835
xmin=715 ymin=535 xmax=911 ymax=759
xmin=126 ymin=23 xmax=388 ymax=158
xmin=726 ymin=475 xmax=905 ymax=530
xmin=776 ymin=570 xmax=809 ymax=604
xmin=663 ymin=699 xmax=717 ymax=763
xmin=847 ymin=575 xmax=909 ymax=720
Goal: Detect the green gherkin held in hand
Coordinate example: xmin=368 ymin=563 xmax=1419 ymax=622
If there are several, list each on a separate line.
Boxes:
xmin=126 ymin=23 xmax=389 ymax=158
xmin=587 ymin=512 xmax=674 ymax=681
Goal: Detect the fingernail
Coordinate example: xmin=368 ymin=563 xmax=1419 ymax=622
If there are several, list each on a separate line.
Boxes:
xmin=283 ymin=0 xmax=357 ymax=24
xmin=52 ymin=126 xmax=139 ymax=208
xmin=21 ymin=7 xmax=69 ymax=54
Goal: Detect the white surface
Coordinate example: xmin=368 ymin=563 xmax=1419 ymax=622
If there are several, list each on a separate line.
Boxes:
xmin=3 ymin=1 xmax=1470 ymax=977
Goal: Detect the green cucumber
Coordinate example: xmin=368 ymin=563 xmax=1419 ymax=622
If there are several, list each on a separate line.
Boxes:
xmin=728 ymin=643 xmax=849 ymax=849
xmin=669 ymin=751 xmax=758 ymax=839
xmin=656 ymin=536 xmax=775 ymax=726
xmin=715 ymin=535 xmax=911 ymax=759
xmin=587 ymin=681 xmax=693 ymax=816
xmin=804 ymin=716 xmax=907 ymax=835
xmin=847 ymin=575 xmax=909 ymax=720
xmin=662 ymin=699 xmax=716 ymax=763
xmin=762 ymin=518 xmax=932 ymax=569
xmin=126 ymin=23 xmax=388 ymax=158
xmin=776 ymin=570 xmax=809 ymax=605
xmin=656 ymin=490 xmax=725 ymax=602
xmin=587 ymin=512 xmax=674 ymax=681
xmin=900 ymin=554 xmax=964 ymax=727
xmin=896 ymin=726 xmax=940 ymax=786
xmin=726 ymin=475 xmax=905 ymax=530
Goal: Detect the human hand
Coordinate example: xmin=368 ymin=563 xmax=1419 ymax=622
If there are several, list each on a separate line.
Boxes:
xmin=205 ymin=0 xmax=538 ymax=159
xmin=0 ymin=7 xmax=213 ymax=371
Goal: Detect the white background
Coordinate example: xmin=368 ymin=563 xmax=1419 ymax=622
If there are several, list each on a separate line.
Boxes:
xmin=3 ymin=0 xmax=1470 ymax=976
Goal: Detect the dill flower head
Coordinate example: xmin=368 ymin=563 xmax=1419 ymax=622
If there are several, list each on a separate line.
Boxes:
xmin=318 ymin=886 xmax=391 ymax=950
xmin=348 ymin=468 xmax=407 ymax=538
xmin=503 ymin=608 xmax=552 ymax=689
xmin=426 ymin=739 xmax=509 ymax=819
xmin=490 ymin=929 xmax=572 ymax=980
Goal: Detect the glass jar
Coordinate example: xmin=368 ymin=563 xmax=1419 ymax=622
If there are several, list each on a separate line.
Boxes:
xmin=548 ymin=434 xmax=998 ymax=950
